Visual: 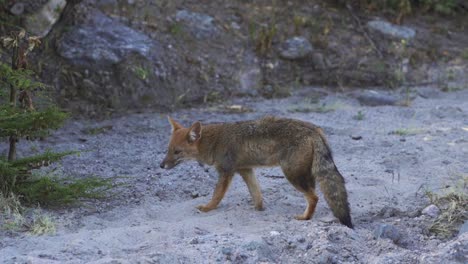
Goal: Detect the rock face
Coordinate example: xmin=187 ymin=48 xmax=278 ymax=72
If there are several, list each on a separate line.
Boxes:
xmin=24 ymin=0 xmax=67 ymax=37
xmin=57 ymin=10 xmax=154 ymax=66
xmin=174 ymin=10 xmax=219 ymax=39
xmin=278 ymin=37 xmax=313 ymax=60
xmin=55 ymin=10 xmax=175 ymax=114
xmin=46 ymin=3 xmax=265 ymax=116
xmin=367 ymin=20 xmax=416 ymax=40
xmin=5 ymin=0 xmax=464 ymax=116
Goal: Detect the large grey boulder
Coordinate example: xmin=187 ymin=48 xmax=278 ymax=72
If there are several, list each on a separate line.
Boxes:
xmin=57 ymin=10 xmax=154 ymax=67
xmin=55 ymin=10 xmax=176 ymax=115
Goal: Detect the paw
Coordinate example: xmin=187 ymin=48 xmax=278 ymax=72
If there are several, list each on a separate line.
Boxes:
xmin=294 ymin=214 xmax=311 ymax=221
xmin=255 ymin=204 xmax=265 ymax=211
xmin=196 ymin=205 xmax=213 ymax=212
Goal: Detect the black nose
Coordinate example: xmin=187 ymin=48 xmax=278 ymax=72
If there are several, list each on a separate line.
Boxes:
xmin=160 ymin=162 xmax=165 ymax=169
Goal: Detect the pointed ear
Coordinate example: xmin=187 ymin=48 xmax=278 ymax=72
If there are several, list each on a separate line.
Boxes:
xmin=188 ymin=121 xmax=202 ymax=143
xmin=167 ymin=116 xmax=183 ymax=132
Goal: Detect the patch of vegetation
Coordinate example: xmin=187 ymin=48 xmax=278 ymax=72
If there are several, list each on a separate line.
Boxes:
xmin=251 ymin=23 xmax=277 ymax=56
xmin=353 ymin=110 xmax=365 ymax=120
xmin=82 ymin=125 xmax=113 ymax=135
xmin=0 ymin=193 xmax=55 ymax=235
xmin=261 ymin=84 xmax=291 ymax=99
xmin=390 ymin=128 xmax=424 ymax=135
xmin=0 ymin=192 xmax=23 ymax=217
xmin=169 ymin=22 xmax=184 ymax=36
xmin=203 ymin=91 xmax=222 ymax=103
xmin=288 ymin=100 xmax=347 ymax=113
xmin=354 ymin=0 xmax=459 ymax=17
xmin=29 ymin=212 xmax=56 ymax=235
xmin=425 ymin=173 xmax=467 ymax=238
xmin=1 ymin=30 xmax=115 ymax=232
xmin=133 ymin=66 xmax=149 ymax=80
xmin=15 ymin=174 xmax=114 ymax=206
xmin=292 ymin=14 xmax=308 ymax=35
xmin=462 ymin=49 xmax=468 ymax=60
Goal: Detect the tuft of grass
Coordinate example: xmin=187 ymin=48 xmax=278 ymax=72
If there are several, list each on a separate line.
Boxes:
xmin=292 ymin=14 xmax=308 ymax=35
xmin=29 ymin=212 xmax=56 ymax=235
xmin=2 ymin=212 xmax=26 ymax=231
xmin=82 ymin=125 xmax=113 ymax=135
xmin=15 ymin=174 xmax=114 ymax=206
xmin=288 ymin=100 xmax=346 ymax=113
xmin=390 ymin=128 xmax=424 ymax=136
xmin=0 ymin=192 xmax=23 ymax=216
xmin=353 ymin=111 xmax=365 ymax=121
xmin=169 ymin=22 xmax=184 ymax=36
xmin=133 ymin=66 xmax=149 ymax=80
xmin=254 ymin=24 xmax=277 ymax=56
xmin=462 ymin=49 xmax=468 ymax=60
xmin=426 ymin=174 xmax=467 ymax=238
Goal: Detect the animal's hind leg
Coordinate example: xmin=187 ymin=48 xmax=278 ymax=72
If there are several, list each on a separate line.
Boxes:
xmin=281 ymin=165 xmax=318 ymax=221
xmin=295 ymin=191 xmax=319 ymax=220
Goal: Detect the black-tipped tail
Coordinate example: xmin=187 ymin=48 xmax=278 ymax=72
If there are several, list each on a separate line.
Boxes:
xmin=317 ymin=169 xmax=353 ymax=229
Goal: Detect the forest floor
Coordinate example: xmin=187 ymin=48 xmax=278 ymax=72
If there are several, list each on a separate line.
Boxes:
xmin=1 ymin=85 xmax=467 ymax=263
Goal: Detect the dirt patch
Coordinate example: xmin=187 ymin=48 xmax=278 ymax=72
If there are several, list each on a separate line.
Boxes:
xmin=1 ymin=85 xmax=467 ymax=263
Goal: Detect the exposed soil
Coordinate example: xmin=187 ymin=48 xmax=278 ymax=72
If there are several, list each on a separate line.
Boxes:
xmin=1 ymin=85 xmax=467 ymax=263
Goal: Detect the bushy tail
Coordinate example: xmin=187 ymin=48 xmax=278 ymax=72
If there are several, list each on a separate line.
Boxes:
xmin=313 ymin=130 xmax=353 ymax=228
xmin=317 ymin=169 xmax=353 ymax=228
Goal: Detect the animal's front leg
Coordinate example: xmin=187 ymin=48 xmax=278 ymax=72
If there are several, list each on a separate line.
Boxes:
xmin=197 ymin=171 xmax=234 ymax=212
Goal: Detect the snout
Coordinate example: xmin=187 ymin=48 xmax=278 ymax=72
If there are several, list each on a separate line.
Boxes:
xmin=159 ymin=159 xmax=176 ymax=170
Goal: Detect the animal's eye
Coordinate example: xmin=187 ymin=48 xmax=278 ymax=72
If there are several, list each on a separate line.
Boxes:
xmin=174 ymin=150 xmax=181 ymax=155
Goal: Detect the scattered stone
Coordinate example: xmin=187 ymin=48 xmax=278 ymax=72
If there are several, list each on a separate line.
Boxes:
xmin=422 ymin=204 xmax=440 ymax=218
xmin=270 ymin=231 xmax=280 ymax=236
xmin=223 ymin=105 xmax=254 ymax=113
xmin=221 ymin=247 xmax=233 ymax=257
xmin=286 ymin=238 xmax=297 ymax=249
xmin=442 ymin=81 xmax=464 ymax=92
xmin=419 ymin=233 xmax=468 ymax=263
xmin=58 ymin=10 xmax=154 ymax=66
xmin=296 ymin=236 xmax=306 ymax=243
xmin=189 ymin=237 xmax=200 ymax=244
xmin=431 ymin=106 xmax=464 ymax=119
xmin=243 ymin=240 xmax=274 ymax=260
xmin=175 ymin=10 xmax=218 ymax=39
xmin=367 ymin=20 xmax=416 ymax=40
xmin=238 ymin=66 xmax=262 ymax=96
xmin=311 ymin=52 xmax=327 ymax=70
xmin=351 ymin=135 xmax=362 ymax=140
xmin=416 ymin=87 xmax=442 ymax=99
xmin=24 ymin=0 xmax=67 ymax=37
xmin=191 ymin=191 xmax=199 ymax=199
xmin=373 ymin=224 xmax=401 ymax=244
xmin=9 ymin=2 xmax=25 ymax=16
xmin=317 ymin=252 xmax=338 ymax=264
xmin=278 ymin=37 xmax=313 ymax=60
xmin=378 ymin=206 xmax=403 ymax=218
xmin=354 ymin=90 xmax=398 ymax=106
xmin=459 ymin=220 xmax=468 ymax=236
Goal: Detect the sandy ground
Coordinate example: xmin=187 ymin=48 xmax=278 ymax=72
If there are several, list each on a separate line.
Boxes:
xmin=1 ymin=86 xmax=467 ymax=263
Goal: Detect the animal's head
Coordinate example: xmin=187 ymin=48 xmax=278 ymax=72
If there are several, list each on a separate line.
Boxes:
xmin=160 ymin=116 xmax=202 ymax=169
